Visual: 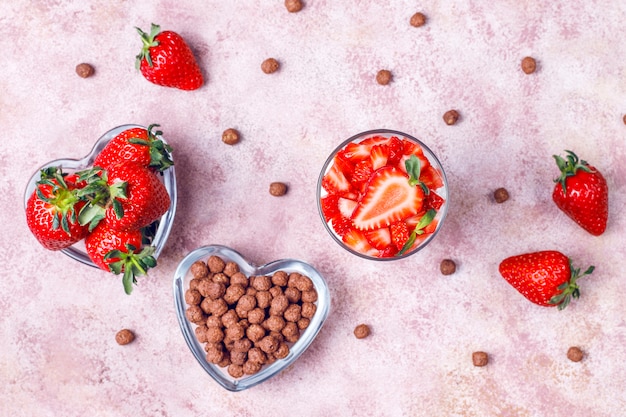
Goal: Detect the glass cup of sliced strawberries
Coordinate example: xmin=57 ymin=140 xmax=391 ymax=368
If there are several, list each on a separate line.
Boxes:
xmin=317 ymin=129 xmax=448 ymax=260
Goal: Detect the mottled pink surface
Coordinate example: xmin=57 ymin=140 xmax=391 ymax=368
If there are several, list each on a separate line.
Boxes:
xmin=2 ymin=1 xmax=626 ymax=416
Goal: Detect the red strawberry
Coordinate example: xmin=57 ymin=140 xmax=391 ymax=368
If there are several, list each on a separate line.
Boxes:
xmin=78 ymin=162 xmax=171 ymax=232
xmin=320 ymin=194 xmax=340 ymax=221
xmin=498 ymin=251 xmax=594 ymax=310
xmin=420 ymin=165 xmax=444 ymax=190
xmin=351 ymin=166 xmax=424 ymax=231
xmin=330 ymin=216 xmax=353 ymax=236
xmin=94 ymin=124 xmax=173 ymax=172
xmin=350 ymin=160 xmax=374 ymax=193
xmin=365 ymin=227 xmax=392 ymax=250
xmin=136 ymin=23 xmax=203 ymax=90
xmin=25 ymin=167 xmax=89 ymax=250
xmin=321 ymin=163 xmax=351 ymax=195
xmin=552 ymin=150 xmax=608 ymax=236
xmin=85 ymin=222 xmax=156 ymax=294
xmin=386 ymin=136 xmax=404 ymax=165
xmin=370 ymin=144 xmax=389 ymax=170
xmin=342 ymin=228 xmax=378 ymax=257
xmin=389 ymin=221 xmax=410 ymax=250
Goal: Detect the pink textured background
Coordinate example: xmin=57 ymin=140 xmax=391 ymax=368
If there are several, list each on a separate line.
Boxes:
xmin=2 ymin=1 xmax=626 ymax=416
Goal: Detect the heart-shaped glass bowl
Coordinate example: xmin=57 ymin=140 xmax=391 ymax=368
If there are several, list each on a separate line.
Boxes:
xmin=317 ymin=129 xmax=449 ymax=261
xmin=173 ymin=245 xmax=331 ymax=392
xmin=23 ymin=124 xmax=177 ymax=268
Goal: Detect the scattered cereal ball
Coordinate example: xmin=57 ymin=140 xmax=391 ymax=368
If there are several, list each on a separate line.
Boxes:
xmin=440 ymin=259 xmax=457 ymax=276
xmin=261 ymin=58 xmax=280 ymax=74
xmin=443 ymin=109 xmax=460 ymax=125
xmin=190 ymin=261 xmax=209 ymax=279
xmin=567 ymin=346 xmax=584 ymax=362
xmin=75 ymin=63 xmax=95 ymax=78
xmin=115 ymin=329 xmax=135 ymax=345
xmin=269 ymin=182 xmax=288 ymax=196
xmin=472 ymin=351 xmax=489 ymax=367
xmin=285 ymin=0 xmax=303 ymax=13
xmin=494 ymin=187 xmax=509 ymax=203
xmin=222 ymin=128 xmax=240 ymax=145
xmin=376 ymin=69 xmax=392 ymax=85
xmin=353 ymin=324 xmax=370 ymax=339
xmin=410 ymin=12 xmax=427 ymax=27
xmin=521 ymin=56 xmax=537 ymax=74
xmin=623 ymin=114 xmax=626 ymax=125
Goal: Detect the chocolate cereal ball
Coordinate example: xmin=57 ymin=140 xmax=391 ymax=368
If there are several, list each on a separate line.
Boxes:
xmin=205 ymin=326 xmax=225 ymax=344
xmin=224 ymin=284 xmax=246 ymax=305
xmin=185 ymin=305 xmax=206 ymax=324
xmin=221 ymin=309 xmax=240 ymax=328
xmin=228 ymin=364 xmax=244 ymax=378
xmin=282 ymin=321 xmax=300 ymax=343
xmin=472 ymin=351 xmax=489 ymax=367
xmin=354 ymin=324 xmax=370 ymax=339
xmin=301 ymin=302 xmax=317 ymax=319
xmin=115 ymin=329 xmax=135 ymax=345
xmin=272 ymin=271 xmax=289 ymax=286
xmin=190 ymin=261 xmax=209 ymax=278
xmin=185 ymin=288 xmax=202 ymax=305
xmin=297 ymin=317 xmax=310 ymax=330
xmin=247 ymin=307 xmax=266 ymax=324
xmin=301 ymin=289 xmax=318 ymax=303
xmin=223 ymin=261 xmax=240 ymax=277
xmin=206 ymin=347 xmax=225 ymax=364
xmin=252 ymin=275 xmax=272 ymax=291
xmin=229 ymin=272 xmax=249 ymax=288
xmin=269 ymin=286 xmax=283 ymax=298
xmin=295 ymin=275 xmax=314 ymax=292
xmin=205 ymin=315 xmax=222 ymax=329
xmin=269 ymin=294 xmax=289 ymax=316
xmin=246 ymin=323 xmax=266 ymax=343
xmin=284 ymin=287 xmax=301 ymax=303
xmin=212 ymin=273 xmax=229 ymax=286
xmin=232 ymin=338 xmax=253 ymax=353
xmin=224 ymin=324 xmax=245 ymax=341
xmin=265 ymin=315 xmax=286 ymax=332
xmin=248 ymin=347 xmax=267 ymax=364
xmin=283 ymin=304 xmax=302 ymax=323
xmin=243 ymin=360 xmax=263 ymax=375
xmin=208 ymin=298 xmax=229 ymax=317
xmin=273 ymin=342 xmax=290 ymax=359
xmin=194 ymin=325 xmax=209 ymax=343
xmin=257 ymin=335 xmax=279 ymax=354
xmin=207 ymin=256 xmax=226 ymax=273
xmin=256 ymin=291 xmax=273 ymax=309
xmin=206 ymin=281 xmax=226 ymax=300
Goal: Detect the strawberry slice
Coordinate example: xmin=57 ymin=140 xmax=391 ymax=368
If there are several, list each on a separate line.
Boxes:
xmin=424 ymin=190 xmax=445 ymax=211
xmin=342 ymin=228 xmax=379 ymax=256
xmin=320 ymin=194 xmax=340 ymax=221
xmin=370 ymin=144 xmax=389 ymax=170
xmin=343 ymin=136 xmax=391 ymax=163
xmin=322 ymin=163 xmax=352 ymax=195
xmin=351 ymin=160 xmax=374 ymax=193
xmin=390 ymin=221 xmax=410 ymax=250
xmin=338 ymin=197 xmax=358 ymax=218
xmin=386 ymin=136 xmax=404 ymax=165
xmin=351 ymin=167 xmax=424 ymax=231
xmin=330 ymin=216 xmax=353 ymax=237
xmin=420 ymin=165 xmax=444 ymax=190
xmin=333 ymin=150 xmax=355 ymax=181
xmin=365 ymin=227 xmax=392 ymax=250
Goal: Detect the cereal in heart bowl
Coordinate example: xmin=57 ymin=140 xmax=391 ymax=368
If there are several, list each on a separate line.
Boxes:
xmin=173 ymin=245 xmax=330 ymax=392
xmin=23 ymin=124 xmax=177 ymax=294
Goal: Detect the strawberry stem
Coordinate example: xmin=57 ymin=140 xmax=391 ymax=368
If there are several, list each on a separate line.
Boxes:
xmin=405 ymin=155 xmax=430 ymax=195
xmin=549 ymin=258 xmax=595 ymax=310
xmin=553 ymin=150 xmax=593 ymax=194
xmin=396 ymin=208 xmax=437 ymax=256
xmin=135 ymin=23 xmax=161 ymax=69
xmin=35 ymin=166 xmax=84 ymax=235
xmin=105 ymin=245 xmax=157 ymax=295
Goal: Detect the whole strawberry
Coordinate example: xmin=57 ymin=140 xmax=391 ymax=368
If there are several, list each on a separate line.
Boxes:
xmin=85 ymin=222 xmax=156 ymax=294
xmin=78 ymin=162 xmax=171 ymax=232
xmin=499 ymin=251 xmax=594 ymax=310
xmin=25 ymin=167 xmax=89 ymax=250
xmin=552 ymin=150 xmax=608 ymax=236
xmin=94 ymin=124 xmax=173 ymax=172
xmin=136 ymin=23 xmax=203 ymax=90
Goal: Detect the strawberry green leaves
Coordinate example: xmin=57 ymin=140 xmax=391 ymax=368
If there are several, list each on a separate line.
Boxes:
xmin=548 ymin=260 xmax=595 ymax=310
xmin=396 ymin=209 xmax=437 ymax=256
xmin=106 ymin=244 xmax=157 ymax=295
xmin=405 ymin=154 xmax=430 ymax=195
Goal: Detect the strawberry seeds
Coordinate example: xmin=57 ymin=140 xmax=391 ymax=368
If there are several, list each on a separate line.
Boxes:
xmin=318 ymin=131 xmax=447 ymax=259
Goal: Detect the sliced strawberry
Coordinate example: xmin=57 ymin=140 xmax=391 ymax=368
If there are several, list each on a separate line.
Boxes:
xmin=420 ymin=165 xmax=444 ymax=190
xmin=342 ymin=228 xmax=378 ymax=257
xmin=361 ymin=135 xmax=391 ymax=147
xmin=390 ymin=221 xmax=410 ymax=250
xmin=320 ymin=194 xmax=340 ymax=221
xmin=322 ymin=163 xmax=352 ymax=195
xmin=364 ymin=227 xmax=392 ymax=250
xmin=398 ymin=153 xmax=431 ymax=175
xmin=343 ymin=136 xmax=391 ymax=163
xmin=330 ymin=216 xmax=353 ymax=237
xmin=370 ymin=144 xmax=389 ymax=170
xmin=424 ymin=191 xmax=445 ymax=211
xmin=387 ymin=136 xmax=404 ymax=166
xmin=350 ymin=160 xmax=374 ymax=193
xmin=378 ymin=245 xmax=398 ymax=258
xmin=338 ymin=197 xmax=358 ymax=218
xmin=351 ymin=167 xmax=424 ymax=231
xmin=333 ymin=150 xmax=355 ymax=181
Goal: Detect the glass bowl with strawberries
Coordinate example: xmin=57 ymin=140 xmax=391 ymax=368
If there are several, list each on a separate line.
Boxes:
xmin=317 ymin=129 xmax=448 ymax=260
